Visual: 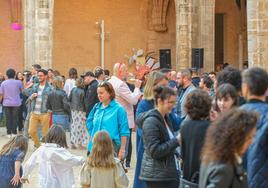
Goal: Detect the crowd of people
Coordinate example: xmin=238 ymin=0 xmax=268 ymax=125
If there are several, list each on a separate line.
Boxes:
xmin=0 ymin=63 xmax=268 ymax=188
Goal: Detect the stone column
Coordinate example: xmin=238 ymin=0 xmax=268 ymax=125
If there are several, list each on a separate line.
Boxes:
xmin=247 ymin=0 xmax=268 ymax=69
xmin=175 ymin=0 xmax=193 ymax=71
xmin=24 ymin=0 xmax=54 ymax=69
xmin=200 ymin=0 xmax=215 ymax=72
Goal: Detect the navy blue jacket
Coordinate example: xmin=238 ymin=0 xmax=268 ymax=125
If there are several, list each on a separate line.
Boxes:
xmin=241 ymin=100 xmax=268 ymax=188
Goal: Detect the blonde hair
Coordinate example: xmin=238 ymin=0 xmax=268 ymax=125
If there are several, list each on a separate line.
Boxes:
xmin=87 ymin=131 xmax=116 ymax=168
xmin=52 ymin=76 xmax=64 ymax=89
xmin=75 ymin=77 xmax=85 ymax=89
xmin=0 ymin=135 xmax=28 ymax=157
xmin=143 ymin=71 xmax=167 ymax=100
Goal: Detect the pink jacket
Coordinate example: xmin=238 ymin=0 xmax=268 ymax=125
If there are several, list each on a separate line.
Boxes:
xmin=109 ymin=76 xmax=141 ymax=128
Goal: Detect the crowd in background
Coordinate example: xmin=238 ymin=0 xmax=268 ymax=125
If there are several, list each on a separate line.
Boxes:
xmin=0 ymin=63 xmax=268 ymax=188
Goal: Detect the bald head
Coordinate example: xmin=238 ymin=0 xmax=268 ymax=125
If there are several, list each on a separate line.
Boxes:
xmin=113 ymin=62 xmax=128 ymax=80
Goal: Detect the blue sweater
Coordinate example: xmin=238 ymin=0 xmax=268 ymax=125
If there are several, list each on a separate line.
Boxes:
xmin=86 ymin=99 xmax=130 ymax=152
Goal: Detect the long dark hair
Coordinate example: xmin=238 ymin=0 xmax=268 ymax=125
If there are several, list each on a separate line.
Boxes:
xmin=201 ymin=108 xmax=257 ymax=165
xmin=45 ymin=125 xmax=68 ymax=148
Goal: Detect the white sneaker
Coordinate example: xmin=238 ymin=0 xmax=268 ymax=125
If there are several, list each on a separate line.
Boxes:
xmin=6 ymin=134 xmax=12 ymax=139
xmin=11 ymin=134 xmax=17 ymax=138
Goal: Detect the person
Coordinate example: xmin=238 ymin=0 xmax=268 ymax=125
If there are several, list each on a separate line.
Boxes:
xmin=69 ymin=77 xmax=88 ymax=149
xmin=46 ymin=76 xmax=71 ymax=131
xmin=210 ymin=83 xmax=238 ymax=121
xmin=140 ymin=86 xmax=180 ymax=188
xmin=94 ymin=67 xmax=105 ymax=83
xmin=109 ymin=62 xmax=142 ymax=167
xmin=47 ymin=69 xmax=54 ymax=84
xmin=169 ymin=71 xmax=177 ymax=89
xmin=24 ymin=69 xmax=53 ymax=147
xmin=21 ymin=125 xmax=84 ymax=188
xmin=86 ymin=82 xmax=130 ymax=160
xmin=179 ymin=90 xmax=211 ymax=186
xmin=0 ymin=135 xmax=28 ymax=188
xmin=133 ymin=71 xmax=169 ymax=188
xmin=0 ymin=69 xmax=24 ymax=137
xmin=199 ymin=75 xmax=214 ymax=96
xmin=15 ymin=72 xmax=26 ymax=134
xmin=80 ymin=131 xmax=129 ymax=188
xmin=176 ymin=69 xmax=196 ymax=119
xmin=216 ymin=83 xmax=238 ymax=113
xmin=191 ymin=68 xmax=200 ymax=87
xmin=240 ymin=67 xmax=268 ymax=188
xmin=104 ymin=69 xmax=110 ymax=80
xmin=199 ymin=109 xmax=257 ymax=188
xmin=83 ymin=71 xmax=99 ymax=116
xmin=217 ymin=66 xmax=245 ymax=105
xmin=64 ymin=68 xmax=78 ymax=96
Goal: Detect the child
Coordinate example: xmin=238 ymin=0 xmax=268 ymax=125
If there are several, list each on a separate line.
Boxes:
xmin=80 ymin=131 xmax=129 ymax=188
xmin=21 ymin=125 xmax=84 ymax=188
xmin=0 ymin=135 xmax=28 ymax=188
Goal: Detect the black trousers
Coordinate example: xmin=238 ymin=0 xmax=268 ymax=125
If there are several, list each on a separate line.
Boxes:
xmin=126 ymin=128 xmax=132 ymax=165
xmin=146 ymin=180 xmax=180 ymax=188
xmin=4 ymin=106 xmax=19 ymax=134
xmin=17 ymin=105 xmax=24 ymax=132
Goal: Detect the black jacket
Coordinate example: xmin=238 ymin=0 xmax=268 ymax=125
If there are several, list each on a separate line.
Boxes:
xmin=46 ymin=89 xmax=70 ymax=115
xmin=199 ymin=162 xmax=248 ymax=188
xmin=84 ymin=79 xmax=99 ymax=116
xmin=69 ymin=87 xmax=86 ymax=112
xmin=180 ymin=120 xmax=210 ymax=182
xmin=140 ymin=109 xmax=180 ymax=181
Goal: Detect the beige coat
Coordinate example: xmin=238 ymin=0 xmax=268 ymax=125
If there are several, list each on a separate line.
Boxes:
xmin=109 ymin=76 xmax=141 ymax=128
xmin=80 ymin=158 xmax=129 ymax=188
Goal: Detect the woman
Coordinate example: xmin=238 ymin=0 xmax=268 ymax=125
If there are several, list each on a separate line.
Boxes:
xmin=64 ymin=68 xmax=78 ymax=96
xmin=47 ymin=69 xmax=54 ymax=84
xmin=86 ymin=82 xmax=130 ymax=160
xmin=199 ymin=108 xmax=257 ymax=188
xmin=133 ymin=71 xmax=169 ymax=188
xmin=69 ymin=77 xmax=88 ymax=149
xmin=180 ymin=90 xmax=212 ymax=186
xmin=210 ymin=83 xmax=238 ymax=121
xmin=15 ymin=72 xmax=25 ymax=133
xmin=140 ymin=86 xmax=180 ymax=188
xmin=46 ymin=76 xmax=70 ymax=131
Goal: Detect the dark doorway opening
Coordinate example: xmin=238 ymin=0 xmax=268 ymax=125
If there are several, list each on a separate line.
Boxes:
xmin=215 ymin=13 xmax=224 ymax=69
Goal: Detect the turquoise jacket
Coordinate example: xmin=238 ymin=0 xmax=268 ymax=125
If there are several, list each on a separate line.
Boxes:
xmin=86 ymin=99 xmax=130 ymax=152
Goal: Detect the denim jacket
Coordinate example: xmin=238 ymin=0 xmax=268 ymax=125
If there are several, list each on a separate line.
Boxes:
xmin=23 ymin=82 xmax=53 ymax=113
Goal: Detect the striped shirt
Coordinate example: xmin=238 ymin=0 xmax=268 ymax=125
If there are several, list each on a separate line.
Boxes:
xmin=34 ymin=85 xmax=45 ymax=114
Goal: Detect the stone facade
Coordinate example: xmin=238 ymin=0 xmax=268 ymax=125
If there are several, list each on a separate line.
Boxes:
xmin=24 ymin=0 xmax=54 ymax=70
xmin=247 ymin=0 xmax=268 ymax=69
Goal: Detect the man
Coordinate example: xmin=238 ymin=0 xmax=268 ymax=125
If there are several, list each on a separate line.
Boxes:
xmin=191 ymin=68 xmax=200 ymax=87
xmin=199 ymin=75 xmax=214 ymax=96
xmin=83 ymin=71 xmax=99 ymax=116
xmin=25 ymin=69 xmax=53 ymax=147
xmin=109 ymin=62 xmax=142 ymax=167
xmin=28 ymin=64 xmax=41 ymax=86
xmin=240 ymin=67 xmax=268 ymax=188
xmin=94 ymin=68 xmax=105 ymax=83
xmin=0 ymin=69 xmax=23 ymax=137
xmin=176 ymin=69 xmax=196 ymax=119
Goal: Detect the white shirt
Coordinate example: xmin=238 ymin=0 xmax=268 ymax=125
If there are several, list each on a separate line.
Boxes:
xmin=109 ymin=76 xmax=141 ymax=128
xmin=22 ymin=143 xmax=84 ymax=188
xmin=64 ymin=79 xmax=76 ymax=96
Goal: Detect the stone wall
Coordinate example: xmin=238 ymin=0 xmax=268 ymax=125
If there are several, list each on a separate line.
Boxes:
xmin=0 ymin=0 xmax=23 ymax=73
xmin=53 ymin=0 xmax=176 ymax=76
xmin=247 ymin=0 xmax=268 ymax=69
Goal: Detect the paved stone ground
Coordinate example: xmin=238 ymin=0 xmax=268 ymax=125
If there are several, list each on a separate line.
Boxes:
xmin=0 ymin=127 xmax=136 ymax=188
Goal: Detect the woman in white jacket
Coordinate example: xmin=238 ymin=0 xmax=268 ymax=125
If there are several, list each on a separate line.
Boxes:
xmin=21 ymin=125 xmax=84 ymax=188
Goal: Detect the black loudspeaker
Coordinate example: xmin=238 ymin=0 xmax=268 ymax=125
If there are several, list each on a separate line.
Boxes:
xmin=160 ymin=49 xmax=171 ymax=69
xmin=192 ymin=48 xmax=204 ymax=69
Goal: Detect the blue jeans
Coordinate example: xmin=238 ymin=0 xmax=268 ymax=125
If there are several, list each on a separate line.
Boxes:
xmin=52 ymin=114 xmax=70 ymax=131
